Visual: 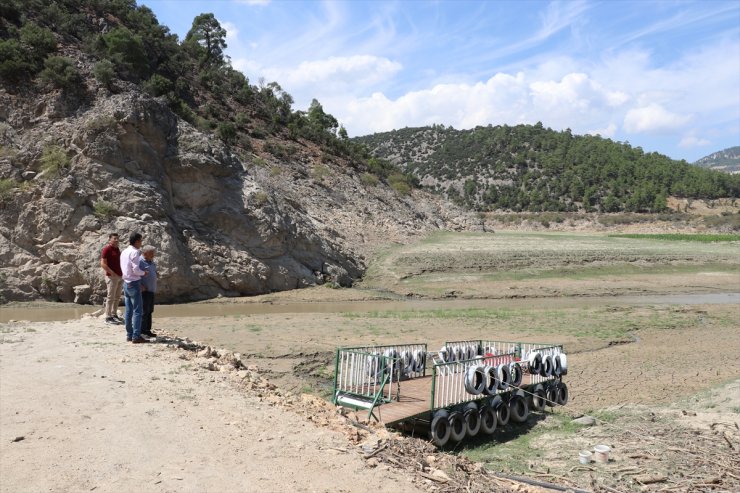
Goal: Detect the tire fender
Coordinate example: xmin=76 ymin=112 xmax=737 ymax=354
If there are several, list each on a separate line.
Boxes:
xmin=479 ymin=405 xmax=497 ymax=435
xmin=496 ymin=400 xmax=510 ymax=426
xmin=540 ymin=355 xmax=554 ymax=378
xmin=530 ymin=384 xmax=546 ymax=412
xmin=463 ymin=402 xmax=481 ymax=437
xmin=559 ymin=353 xmax=568 ymax=375
xmin=448 ymin=411 xmax=466 ymax=442
xmin=509 ymin=395 xmax=530 ymax=423
xmin=546 ymin=383 xmax=558 ymax=407
xmin=509 ymin=362 xmax=523 ymax=388
xmin=430 ymin=410 xmax=451 ymax=447
xmin=483 ymin=366 xmax=498 ymax=395
xmin=527 ymin=352 xmax=543 ymax=375
xmin=557 ymin=382 xmax=569 ymax=406
xmin=496 ymin=363 xmax=511 ymax=391
xmin=414 ymin=350 xmax=426 ymax=373
xmin=464 ymin=365 xmax=486 ymax=395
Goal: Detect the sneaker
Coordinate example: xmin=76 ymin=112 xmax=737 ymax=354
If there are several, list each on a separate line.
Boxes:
xmin=113 ymin=316 xmax=125 ymax=325
xmin=105 ymin=317 xmax=116 ymax=325
xmin=131 ymin=337 xmax=149 ymax=344
xmin=142 ymin=331 xmax=157 ymax=338
xmin=126 ymin=337 xmax=132 ymax=342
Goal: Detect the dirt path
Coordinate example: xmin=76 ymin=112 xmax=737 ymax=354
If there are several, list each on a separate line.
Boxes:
xmin=0 ymin=320 xmax=422 ymax=493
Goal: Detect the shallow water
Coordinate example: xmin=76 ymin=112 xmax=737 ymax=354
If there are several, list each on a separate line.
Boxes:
xmin=1 ymin=292 xmax=738 ymax=323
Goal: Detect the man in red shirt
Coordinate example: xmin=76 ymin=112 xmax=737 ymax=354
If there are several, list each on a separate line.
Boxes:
xmin=100 ymin=233 xmax=124 ymax=325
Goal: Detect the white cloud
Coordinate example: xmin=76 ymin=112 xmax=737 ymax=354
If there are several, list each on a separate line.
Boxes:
xmin=679 ymin=134 xmax=711 ymax=148
xmin=623 ymin=103 xmax=691 ymax=133
xmin=276 ymin=55 xmax=402 ymax=88
xmin=586 ymin=123 xmax=618 ymax=138
xmin=220 ymin=21 xmax=239 ymax=44
xmin=333 ymin=70 xmax=633 ymax=137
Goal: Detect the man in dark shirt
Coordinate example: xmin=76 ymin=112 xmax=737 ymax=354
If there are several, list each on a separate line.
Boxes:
xmin=100 ymin=233 xmax=123 ymax=325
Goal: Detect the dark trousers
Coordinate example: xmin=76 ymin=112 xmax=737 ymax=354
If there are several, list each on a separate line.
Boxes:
xmin=142 ymin=291 xmax=155 ymax=334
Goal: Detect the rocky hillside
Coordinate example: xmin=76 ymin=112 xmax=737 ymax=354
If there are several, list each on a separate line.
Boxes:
xmin=694 ymin=146 xmax=740 ymax=174
xmin=0 ymin=3 xmax=474 ymax=304
xmin=355 ymin=125 xmax=740 ymax=213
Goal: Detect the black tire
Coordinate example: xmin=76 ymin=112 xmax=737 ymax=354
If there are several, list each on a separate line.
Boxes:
xmin=414 ymin=350 xmax=426 ymax=372
xmin=430 ymin=410 xmax=451 ymax=447
xmin=546 ymin=384 xmax=558 ymax=407
xmin=463 ymin=402 xmax=481 ymax=437
xmin=540 ymin=355 xmax=553 ymax=378
xmin=553 ymin=354 xmax=563 ymax=377
xmin=448 ymin=411 xmax=466 ymax=442
xmin=528 ymin=352 xmax=542 ymax=375
xmin=530 ymin=386 xmax=547 ymax=412
xmin=497 ymin=364 xmax=511 ymax=391
xmin=484 ymin=366 xmax=498 ymax=395
xmin=557 ymin=382 xmax=569 ymax=406
xmin=509 ymin=396 xmax=529 ymax=423
xmin=479 ymin=405 xmax=497 ymax=435
xmin=465 ymin=366 xmax=486 ymax=395
xmin=496 ymin=401 xmax=510 ymax=426
xmin=509 ymin=363 xmax=523 ymax=388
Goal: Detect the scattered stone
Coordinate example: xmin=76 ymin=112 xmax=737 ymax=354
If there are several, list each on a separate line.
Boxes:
xmin=11 ymin=436 xmax=25 ymax=443
xmin=21 ymin=171 xmax=36 ymax=180
xmin=573 ymin=415 xmax=596 ymax=426
xmin=140 ymin=213 xmax=153 ymax=221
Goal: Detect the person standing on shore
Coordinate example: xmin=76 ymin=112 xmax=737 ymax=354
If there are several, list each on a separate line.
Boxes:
xmin=100 ymin=233 xmax=123 ymax=325
xmin=139 ymin=245 xmax=158 ymax=338
xmin=120 ymin=232 xmax=148 ymax=344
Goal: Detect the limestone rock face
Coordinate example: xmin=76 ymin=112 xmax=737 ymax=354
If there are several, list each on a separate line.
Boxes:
xmin=0 ymin=90 xmax=475 ymax=304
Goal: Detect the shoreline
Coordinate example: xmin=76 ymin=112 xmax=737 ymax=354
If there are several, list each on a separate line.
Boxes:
xmin=0 ymin=319 xmax=425 ymax=493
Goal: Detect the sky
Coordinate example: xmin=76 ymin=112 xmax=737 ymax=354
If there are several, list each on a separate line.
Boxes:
xmin=140 ymin=0 xmax=740 ymax=163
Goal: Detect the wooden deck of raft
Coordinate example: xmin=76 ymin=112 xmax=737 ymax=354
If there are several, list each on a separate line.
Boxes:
xmin=371 ymin=373 xmax=545 ymax=425
xmin=373 ymin=375 xmax=434 ymax=425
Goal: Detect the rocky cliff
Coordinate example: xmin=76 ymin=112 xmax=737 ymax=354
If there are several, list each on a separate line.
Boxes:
xmin=0 ymin=84 xmax=474 ymax=304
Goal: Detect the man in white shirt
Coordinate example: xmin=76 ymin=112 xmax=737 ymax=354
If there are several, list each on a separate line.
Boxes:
xmin=119 ymin=232 xmax=148 ymax=343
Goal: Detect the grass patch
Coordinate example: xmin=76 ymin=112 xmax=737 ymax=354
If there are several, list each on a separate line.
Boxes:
xmin=462 ymin=413 xmax=578 ymax=473
xmin=0 ymin=178 xmax=18 ymax=201
xmin=343 ymin=307 xmax=518 ymax=321
xmin=609 ymin=233 xmax=740 ymax=242
xmin=93 ymin=200 xmax=116 ymax=220
xmin=39 ymin=144 xmax=71 ymax=177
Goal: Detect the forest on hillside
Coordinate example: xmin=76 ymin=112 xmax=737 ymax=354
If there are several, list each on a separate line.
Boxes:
xmin=356 ymin=124 xmax=740 ymax=213
xmin=0 ymin=0 xmax=416 ymax=194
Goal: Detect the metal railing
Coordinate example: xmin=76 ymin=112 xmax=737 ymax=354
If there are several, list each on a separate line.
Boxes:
xmin=332 ymin=343 xmax=428 ymax=412
xmin=430 ymin=339 xmax=565 ymax=410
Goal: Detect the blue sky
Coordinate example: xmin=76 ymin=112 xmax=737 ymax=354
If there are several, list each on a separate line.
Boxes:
xmin=141 ymin=0 xmax=740 ymax=162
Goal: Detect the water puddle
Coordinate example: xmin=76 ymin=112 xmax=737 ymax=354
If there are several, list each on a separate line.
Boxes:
xmin=1 ymin=292 xmax=738 ymax=323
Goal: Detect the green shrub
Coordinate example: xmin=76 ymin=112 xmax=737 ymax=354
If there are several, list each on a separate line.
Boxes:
xmin=19 ymin=23 xmax=56 ymax=66
xmin=0 ymin=39 xmax=34 ymax=81
xmin=143 ymin=73 xmax=173 ymax=97
xmin=39 ymin=144 xmax=70 ymax=177
xmin=251 ymin=191 xmax=269 ymax=206
xmin=86 ymin=115 xmax=117 ymax=135
xmin=311 ymin=164 xmax=330 ymax=181
xmin=97 ymin=27 xmax=148 ymax=79
xmin=388 ymin=172 xmax=412 ymax=195
xmin=93 ymin=200 xmax=116 ymax=220
xmin=360 ymin=172 xmax=379 ymax=187
xmin=0 ymin=178 xmax=18 ymax=201
xmin=93 ymin=59 xmax=115 ymax=89
xmin=39 ymin=56 xmax=81 ymax=89
xmin=217 ymin=122 xmax=236 ymax=143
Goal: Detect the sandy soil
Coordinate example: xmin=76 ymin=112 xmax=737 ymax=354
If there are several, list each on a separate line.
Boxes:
xmin=2 ymin=230 xmax=738 ymax=492
xmin=0 ymin=321 xmax=422 ymax=493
